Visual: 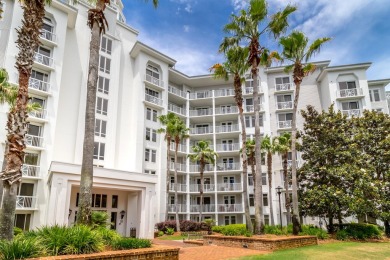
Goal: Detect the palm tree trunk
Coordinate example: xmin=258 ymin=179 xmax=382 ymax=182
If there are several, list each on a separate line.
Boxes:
xmin=165 ymin=138 xmax=171 ymax=221
xmin=283 ymin=153 xmax=291 ymax=224
xmin=174 ymin=141 xmax=180 ymax=231
xmin=267 ymin=152 xmax=274 ymax=225
xmin=78 ymin=0 xmax=106 ymax=225
xmin=199 ymin=159 xmax=204 ymax=221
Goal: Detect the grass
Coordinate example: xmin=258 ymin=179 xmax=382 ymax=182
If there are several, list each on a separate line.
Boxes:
xmin=156 ymin=235 xmax=185 ymax=241
xmin=236 ymin=242 xmax=390 ymax=260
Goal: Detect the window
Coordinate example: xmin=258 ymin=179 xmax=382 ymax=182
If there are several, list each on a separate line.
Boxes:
xmin=277 ymin=95 xmax=292 ymax=103
xmin=36 ymin=46 xmax=51 ymax=57
xmin=146 ymin=108 xmax=158 ymax=122
xmin=224 ymin=195 xmax=235 ymax=205
xmin=14 ymin=214 xmax=31 ymax=231
xmin=144 ymin=169 xmax=156 ymax=175
xmin=98 ymin=76 xmax=110 ymax=94
xmin=245 ymin=115 xmax=263 ymax=127
xmin=95 ymin=119 xmax=107 ymax=137
xmin=275 ymin=77 xmax=290 ymax=85
xmin=339 ymin=81 xmax=356 ymax=90
xmin=28 ymin=124 xmax=42 ymax=136
xmin=224 ymin=216 xmax=236 ymax=225
xmin=101 ymin=36 xmax=112 ymax=54
xmin=145 ymin=88 xmax=159 ymax=98
xmin=112 ymin=195 xmax=118 ymax=208
xmin=369 ymin=89 xmax=381 ymax=102
xmin=24 ymin=153 xmax=39 ymax=166
xmin=93 ymin=142 xmax=105 ymax=160
xmin=31 ymin=70 xmax=49 ymax=82
xmin=170 ymin=196 xmax=175 ymax=204
xmin=249 ymin=194 xmax=254 ymax=207
xmin=248 ymin=174 xmax=253 ymax=186
xmin=264 ymin=215 xmax=270 ymax=226
xmin=42 ymin=17 xmax=54 ymax=41
xmin=145 ymin=127 xmax=157 ymax=142
xmin=263 ymin=194 xmax=268 ymax=206
xmin=92 ymin=194 xmax=107 ymax=208
xmin=278 ymin=113 xmax=293 ymax=122
xmin=99 ymin=56 xmax=111 ymax=74
xmin=262 ymin=172 xmax=267 ymax=185
xmin=146 ymin=64 xmax=160 ymax=79
xmin=341 ymin=101 xmax=359 ymax=110
xmin=145 ymin=149 xmax=157 ymax=162
xmin=96 ymin=97 xmax=108 ymax=115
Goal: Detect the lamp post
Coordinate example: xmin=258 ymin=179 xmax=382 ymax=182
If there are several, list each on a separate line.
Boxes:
xmin=276 ymin=186 xmax=283 ymax=230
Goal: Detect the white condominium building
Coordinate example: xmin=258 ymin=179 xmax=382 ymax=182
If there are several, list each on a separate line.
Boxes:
xmin=0 ymin=0 xmax=388 ymax=238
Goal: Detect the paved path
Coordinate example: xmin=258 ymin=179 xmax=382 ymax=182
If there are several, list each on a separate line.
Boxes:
xmin=153 ymin=239 xmax=269 ymax=260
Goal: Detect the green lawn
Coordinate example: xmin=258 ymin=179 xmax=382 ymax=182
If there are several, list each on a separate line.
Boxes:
xmin=235 ymin=242 xmax=390 ymax=260
xmin=156 ymin=235 xmax=185 ymax=240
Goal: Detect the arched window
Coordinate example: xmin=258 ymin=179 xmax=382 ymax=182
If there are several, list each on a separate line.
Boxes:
xmin=146 ymin=64 xmax=160 ymax=80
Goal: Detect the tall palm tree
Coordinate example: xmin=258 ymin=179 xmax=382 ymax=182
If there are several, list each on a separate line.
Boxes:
xmin=158 ymin=112 xmax=179 ymax=221
xmin=77 ymin=0 xmax=159 ymax=225
xmin=0 ymin=0 xmax=50 ymax=240
xmin=261 ymin=135 xmax=276 ymax=225
xmin=220 ymin=0 xmax=296 ymax=234
xmin=277 ymin=31 xmax=330 ymax=234
xmin=210 ymin=46 xmax=253 ymax=232
xmin=188 ymin=141 xmax=217 ymax=221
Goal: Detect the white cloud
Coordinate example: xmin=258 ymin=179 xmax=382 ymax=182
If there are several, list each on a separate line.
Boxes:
xmin=183 ymin=25 xmax=190 ymax=32
xmin=185 ymin=4 xmax=192 ymax=13
xmin=231 ymin=0 xmax=249 ymax=11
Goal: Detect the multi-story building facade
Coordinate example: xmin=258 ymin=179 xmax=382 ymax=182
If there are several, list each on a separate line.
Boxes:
xmin=0 ymin=0 xmax=389 ymax=238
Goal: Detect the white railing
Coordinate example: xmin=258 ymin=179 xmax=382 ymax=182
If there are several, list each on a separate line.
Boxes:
xmin=189 ymin=164 xmax=214 ymax=172
xmin=214 ymin=89 xmax=234 ymax=97
xmin=170 ymin=143 xmax=187 ymax=153
xmin=168 ymin=204 xmax=186 ymax=212
xmin=189 ymin=91 xmax=212 ymax=99
xmin=16 ymin=196 xmax=38 ymax=209
xmin=168 ymin=85 xmax=186 ymax=98
xmin=216 ymin=163 xmax=241 ymax=171
xmin=217 ymin=183 xmax=242 ymax=191
xmin=216 ymin=143 xmax=240 ymax=152
xmin=217 ymin=204 xmax=243 ymax=212
xmin=189 ymin=184 xmax=216 ymax=192
xmin=287 ymin=160 xmax=301 ymax=168
xmin=215 ymin=106 xmax=238 ymax=114
xmin=40 ymin=29 xmax=56 ymax=42
xmin=34 ymin=52 xmax=53 ymax=67
xmin=29 ymin=109 xmax=47 ymax=120
xmin=243 ymin=87 xmax=263 ymax=94
xmin=215 ymin=124 xmax=239 ymax=133
xmin=244 ymin=104 xmax=264 ymax=112
xmin=342 ymin=109 xmax=361 ymax=118
xmin=278 ymin=120 xmax=292 ymax=129
xmin=25 ymin=134 xmax=43 ymax=147
xmin=169 ymin=162 xmax=187 ymax=172
xmin=189 ymin=108 xmax=213 ymax=116
xmin=275 ymin=83 xmax=294 ymax=92
xmin=29 ymin=78 xmax=50 ymax=92
xmin=145 ymin=94 xmax=163 ymax=106
xmin=168 ymin=103 xmax=185 ymax=116
xmin=276 ymin=101 xmax=293 ymax=110
xmin=190 ymin=204 xmax=215 ymax=212
xmin=21 ymin=164 xmax=40 ymax=178
xmin=145 ymin=74 xmax=164 ymax=88
xmin=169 ymin=183 xmax=187 ymax=192
xmin=337 ymin=88 xmax=363 ymax=98
xmin=190 ymin=126 xmax=213 ymax=135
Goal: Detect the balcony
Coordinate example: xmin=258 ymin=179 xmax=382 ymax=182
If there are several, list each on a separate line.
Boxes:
xmin=169 ymin=183 xmax=187 ymax=192
xmin=189 ymin=164 xmax=214 ymax=172
xmin=215 ymin=124 xmax=239 ymax=133
xmin=214 ymin=89 xmax=234 ymax=97
xmin=40 ymin=29 xmax=56 ymax=43
xmin=276 ymin=101 xmax=293 ymax=110
xmin=29 ymin=109 xmax=48 ymax=120
xmin=278 ymin=120 xmax=292 ymax=129
xmin=169 ymin=143 xmax=187 ymax=153
xmin=342 ymin=109 xmax=361 ymax=118
xmin=144 ymin=94 xmax=163 ymax=107
xmin=168 ymin=103 xmax=186 ymax=116
xmin=29 ymin=78 xmax=51 ymax=93
xmin=189 ymin=91 xmax=212 ymax=100
xmin=190 ymin=204 xmax=215 ymax=213
xmin=34 ymin=52 xmax=53 ymax=68
xmin=215 ymin=106 xmax=238 ymax=115
xmin=168 ymin=204 xmax=186 ymax=212
xmin=216 ymin=163 xmax=241 ymax=171
xmin=189 ymin=108 xmax=213 ymax=117
xmin=145 ymin=74 xmax=164 ymax=89
xmin=217 ymin=204 xmax=243 ymax=212
xmin=243 ymin=87 xmax=263 ymax=95
xmin=244 ymin=104 xmax=264 ymax=113
xmin=21 ymin=164 xmax=40 ymax=178
xmin=337 ymin=88 xmax=363 ymax=98
xmin=217 ymin=183 xmax=242 ymax=192
xmin=168 ymin=85 xmax=186 ymax=98
xmin=189 ymin=184 xmax=216 ymax=192
xmin=25 ymin=134 xmax=43 ymax=148
xmin=16 ymin=196 xmax=38 ymax=210
xmin=216 ymin=143 xmax=240 ymax=152
xmin=287 ymin=160 xmax=301 ymax=168
xmin=169 ymin=162 xmax=186 ymax=172
xmin=275 ymin=83 xmax=294 ymax=92
xmin=190 ymin=126 xmax=213 ymax=135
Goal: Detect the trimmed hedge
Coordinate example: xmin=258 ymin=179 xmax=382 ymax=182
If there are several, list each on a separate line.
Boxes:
xmin=111 ymin=238 xmax=151 ymax=250
xmin=212 ymin=224 xmax=247 ymax=236
xmin=156 ymin=220 xmax=210 ymax=232
xmin=299 ymin=225 xmax=329 ymax=240
xmin=337 ymin=223 xmax=382 ymax=240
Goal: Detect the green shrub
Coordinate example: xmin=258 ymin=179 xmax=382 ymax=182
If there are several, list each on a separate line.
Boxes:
xmin=343 ymin=223 xmax=382 ymax=240
xmin=165 ymin=227 xmax=175 ymax=235
xmin=158 ymin=231 xmax=164 ymax=237
xmin=336 ymin=230 xmax=349 ymax=241
xmin=63 ymin=225 xmax=104 ymax=255
xmin=91 ymin=211 xmax=110 ymax=229
xmin=0 ymin=236 xmax=45 ymax=260
xmin=13 ymin=227 xmax=23 ymax=237
xmin=111 ymin=238 xmax=151 ymax=250
xmin=300 ymin=225 xmax=329 ymax=240
xmin=221 ymin=224 xmax=247 ymax=236
xmin=264 ymin=225 xmax=285 ymax=235
xmin=94 ymin=228 xmax=121 ymax=246
xmin=29 ymin=225 xmax=69 ymax=255
xmin=212 ymin=225 xmax=224 ymax=233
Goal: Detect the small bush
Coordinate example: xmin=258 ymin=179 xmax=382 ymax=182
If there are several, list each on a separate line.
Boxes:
xmin=165 ymin=227 xmax=175 ymax=235
xmin=156 ymin=220 xmax=210 ymax=232
xmin=342 ymin=223 xmax=382 ymax=240
xmin=13 ymin=227 xmax=23 ymax=237
xmin=336 ymin=230 xmax=349 ymax=241
xmin=155 ymin=220 xmax=177 ymax=232
xmin=91 ymin=211 xmax=110 ymax=229
xmin=0 ymin=236 xmax=45 ymax=260
xmin=158 ymin=231 xmax=164 ymax=237
xmin=264 ymin=225 xmax=285 ymax=235
xmin=300 ymin=225 xmax=329 ymax=240
xmin=212 ymin=225 xmax=223 ymax=233
xmin=63 ymin=225 xmax=104 ymax=255
xmin=203 ymin=219 xmax=216 ymax=227
xmin=94 ymin=228 xmax=121 ymax=246
xmin=180 ymin=220 xmax=200 ymax=231
xmin=32 ymin=225 xmax=70 ymax=255
xmin=111 ymin=238 xmax=151 ymax=250
xmin=221 ymin=224 xmax=247 ymax=236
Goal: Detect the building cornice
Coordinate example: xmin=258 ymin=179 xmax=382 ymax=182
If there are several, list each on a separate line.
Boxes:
xmin=130 ymin=41 xmax=176 ymax=67
xmin=264 ymin=60 xmax=331 ymax=74
xmin=52 ymin=0 xmax=78 ymax=28
xmin=316 ymin=62 xmax=372 ymax=82
xmin=368 ymin=79 xmax=390 ymax=86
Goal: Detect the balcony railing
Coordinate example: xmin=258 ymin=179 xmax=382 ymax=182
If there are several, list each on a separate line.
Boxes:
xmin=189 ymin=91 xmax=212 ymax=100
xmin=216 ymin=143 xmax=240 ymax=152
xmin=217 ymin=204 xmax=243 ymax=212
xmin=214 ymin=89 xmax=234 ymax=97
xmin=278 ymin=120 xmax=292 ymax=129
xmin=169 ymin=183 xmax=187 ymax=192
xmin=145 ymin=94 xmax=163 ymax=106
xmin=168 ymin=103 xmax=185 ymax=116
xmin=243 ymin=87 xmax=263 ymax=94
xmin=169 ymin=162 xmax=186 ymax=172
xmin=244 ymin=104 xmax=264 ymax=113
xmin=16 ymin=196 xmax=38 ymax=209
xmin=170 ymin=143 xmax=187 ymax=153
xmin=34 ymin=52 xmax=53 ymax=67
xmin=189 ymin=108 xmax=213 ymax=116
xmin=216 ymin=163 xmax=241 ymax=171
xmin=189 ymin=184 xmax=216 ymax=192
xmin=215 ymin=124 xmax=239 ymax=133
xmin=168 ymin=85 xmax=186 ymax=98
xmin=25 ymin=134 xmax=43 ymax=147
xmin=215 ymin=106 xmax=238 ymax=115
xmin=276 ymin=101 xmax=293 ymax=110
xmin=342 ymin=109 xmax=361 ymax=118
xmin=40 ymin=29 xmax=56 ymax=42
xmin=21 ymin=164 xmax=40 ymax=178
xmin=168 ymin=204 xmax=186 ymax=212
xmin=190 ymin=204 xmax=215 ymax=212
xmin=337 ymin=88 xmax=363 ymax=98
xmin=189 ymin=164 xmax=214 ymax=172
xmin=275 ymin=83 xmax=294 ymax=92
xmin=29 ymin=109 xmax=47 ymax=120
xmin=29 ymin=78 xmax=50 ymax=93
xmin=217 ymin=183 xmax=242 ymax=191
xmin=190 ymin=126 xmax=213 ymax=135
xmin=145 ymin=74 xmax=164 ymax=88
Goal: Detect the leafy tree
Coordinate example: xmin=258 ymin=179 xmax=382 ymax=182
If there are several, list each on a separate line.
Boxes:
xmin=276 ymin=31 xmax=330 ymax=234
xmin=188 ymin=141 xmax=217 ymax=221
xmin=220 ymin=0 xmax=296 ymax=234
xmin=261 ymin=135 xmax=276 ymax=225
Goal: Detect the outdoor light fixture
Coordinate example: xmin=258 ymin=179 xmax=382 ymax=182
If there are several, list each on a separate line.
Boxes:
xmin=120 ymin=210 xmax=126 ymax=220
xmin=276 ymin=186 xmax=283 ymax=230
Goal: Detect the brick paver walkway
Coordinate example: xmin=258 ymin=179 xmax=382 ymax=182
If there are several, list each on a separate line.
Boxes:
xmin=153 ymin=239 xmax=269 ymax=260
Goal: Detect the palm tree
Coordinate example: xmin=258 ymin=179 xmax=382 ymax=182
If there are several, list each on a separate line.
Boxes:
xmin=261 ymin=135 xmax=276 ymax=225
xmin=220 ymin=0 xmax=296 ymax=234
xmin=188 ymin=141 xmax=217 ymax=221
xmin=210 ymin=46 xmax=253 ymax=232
xmin=277 ymin=31 xmax=330 ymax=234
xmin=77 ymin=0 xmax=159 ymax=225
xmin=158 ymin=112 xmax=179 ymax=221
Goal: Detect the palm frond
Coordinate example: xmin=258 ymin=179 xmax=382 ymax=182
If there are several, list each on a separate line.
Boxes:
xmin=283 ymin=64 xmax=294 ymax=74
xmin=248 ymin=0 xmax=267 ymax=22
xmin=303 ymin=63 xmax=317 ymax=76
xmin=268 ymin=5 xmax=297 ymax=38
xmin=304 ymin=37 xmax=331 ymax=62
xmin=260 ymin=49 xmax=282 ymax=67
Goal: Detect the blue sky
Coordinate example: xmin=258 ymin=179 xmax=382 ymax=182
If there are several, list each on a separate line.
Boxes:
xmin=123 ymin=0 xmax=390 ymax=86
